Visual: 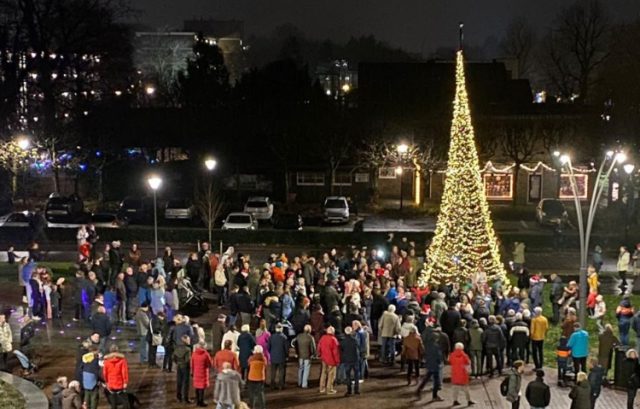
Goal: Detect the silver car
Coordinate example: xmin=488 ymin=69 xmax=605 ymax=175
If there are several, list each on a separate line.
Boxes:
xmin=323 ymin=196 xmax=350 ymax=224
xmin=222 ymin=212 xmax=258 ymax=230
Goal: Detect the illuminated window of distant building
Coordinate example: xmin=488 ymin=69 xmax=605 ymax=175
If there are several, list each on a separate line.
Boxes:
xmin=559 ymin=174 xmax=588 ymax=199
xmin=378 ymin=167 xmax=397 ymax=179
xmin=296 ymin=172 xmax=325 ymax=186
xmin=483 ymin=173 xmax=513 ymax=199
xmin=332 ymin=172 xmax=352 ymax=186
xmin=354 ymin=173 xmax=370 ymax=183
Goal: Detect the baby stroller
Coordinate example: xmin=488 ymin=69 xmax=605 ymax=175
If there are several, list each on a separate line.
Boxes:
xmin=13 ymin=350 xmax=44 ymax=389
xmin=177 ymin=277 xmax=207 ymax=315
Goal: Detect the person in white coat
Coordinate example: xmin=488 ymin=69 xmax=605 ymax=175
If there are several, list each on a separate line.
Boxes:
xmin=0 ymin=314 xmax=13 ymax=372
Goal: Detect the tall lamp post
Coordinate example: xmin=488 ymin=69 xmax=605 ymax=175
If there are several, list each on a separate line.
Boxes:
xmin=15 ymin=136 xmax=30 ymax=203
xmin=147 ymin=175 xmax=162 ymax=257
xmin=624 ymin=163 xmax=636 ymax=244
xmin=397 ymin=143 xmax=409 ymax=210
xmin=558 ymin=150 xmax=628 ymax=327
xmin=204 ymin=158 xmax=217 ymax=244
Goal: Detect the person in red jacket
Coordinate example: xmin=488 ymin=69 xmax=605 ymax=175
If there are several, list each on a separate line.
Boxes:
xmin=317 ymin=326 xmax=340 ymax=395
xmin=449 ymin=342 xmax=475 ymax=406
xmin=102 ymin=344 xmax=129 ymax=409
xmin=213 ymin=340 xmax=240 ymax=373
xmin=191 ymin=341 xmax=213 ymax=407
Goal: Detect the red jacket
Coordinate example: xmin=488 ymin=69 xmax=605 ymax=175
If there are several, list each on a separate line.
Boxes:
xmin=317 ymin=334 xmax=340 ymax=366
xmin=449 ymin=349 xmax=470 ymax=385
xmin=213 ymin=349 xmax=239 ymax=372
xmin=191 ymin=347 xmax=213 ymax=389
xmin=103 ymin=353 xmax=129 ymax=390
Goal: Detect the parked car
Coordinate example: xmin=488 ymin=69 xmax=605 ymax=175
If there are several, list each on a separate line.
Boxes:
xmin=322 ymin=196 xmax=350 ymax=224
xmin=90 ymin=212 xmax=128 ymax=229
xmin=45 ymin=193 xmax=84 ymax=222
xmin=272 ymin=213 xmax=303 ymax=230
xmin=536 ymin=198 xmax=569 ymax=225
xmin=164 ymin=199 xmax=196 ymax=221
xmin=0 ymin=211 xmax=33 ymax=228
xmin=117 ymin=196 xmax=154 ymax=224
xmin=221 ymin=212 xmax=258 ymax=230
xmin=243 ymin=196 xmax=274 ymax=221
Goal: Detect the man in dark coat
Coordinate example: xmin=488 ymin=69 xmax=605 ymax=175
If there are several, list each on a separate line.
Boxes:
xmin=416 ymin=325 xmax=444 ymax=401
xmin=108 ymin=242 xmax=123 ymax=285
xmin=267 ymin=324 xmax=289 ymax=390
xmin=439 ymin=304 xmax=461 ymax=349
xmin=370 ymin=289 xmax=389 ymax=339
xmin=90 ymin=306 xmax=112 ymax=354
xmin=482 ymin=316 xmax=506 ymax=377
xmin=328 ymin=305 xmax=344 ymax=336
xmin=340 ymin=327 xmax=361 ymax=396
xmin=550 ymin=273 xmax=564 ymax=324
xmin=525 ymin=369 xmax=551 ymax=409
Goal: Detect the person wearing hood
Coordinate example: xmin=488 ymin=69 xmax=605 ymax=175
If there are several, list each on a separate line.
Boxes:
xmin=238 ymin=324 xmax=256 ymax=380
xmin=62 ymin=380 xmax=82 ymax=409
xmin=617 ymin=295 xmax=635 ymax=345
xmin=102 ymin=344 xmax=129 ymax=409
xmin=149 ymin=279 xmax=166 ymax=316
xmin=0 ymin=314 xmax=12 ymax=372
xmin=626 ymin=348 xmax=640 ymax=409
xmin=173 ymin=335 xmax=192 ymax=403
xmin=588 ymin=358 xmax=605 ymax=409
xmin=214 ymin=361 xmax=244 ymax=409
xmin=81 ymin=346 xmax=101 ymax=409
xmin=569 ymin=371 xmax=592 ymax=409
xmin=417 ymin=324 xmax=444 ymax=402
xmin=50 ymin=376 xmax=68 ymax=409
xmin=152 ymin=257 xmax=166 ymax=279
xmin=449 ymin=342 xmax=475 ymax=406
xmin=191 ymin=341 xmax=213 ymax=407
xmin=248 ymin=345 xmax=267 ymax=409
xmin=598 ymin=324 xmax=619 ymax=378
xmin=468 ymin=319 xmax=483 ymax=378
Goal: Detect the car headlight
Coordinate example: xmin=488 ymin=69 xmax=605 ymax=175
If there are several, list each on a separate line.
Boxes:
xmin=250 ymin=226 xmax=256 ymax=230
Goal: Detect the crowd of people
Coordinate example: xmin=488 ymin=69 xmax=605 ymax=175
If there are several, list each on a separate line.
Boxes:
xmin=5 ymin=231 xmax=640 ymax=409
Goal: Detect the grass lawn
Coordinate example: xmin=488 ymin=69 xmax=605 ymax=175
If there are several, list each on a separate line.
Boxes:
xmin=535 ymin=277 xmax=640 ymax=367
xmin=0 ymin=379 xmax=26 ymax=409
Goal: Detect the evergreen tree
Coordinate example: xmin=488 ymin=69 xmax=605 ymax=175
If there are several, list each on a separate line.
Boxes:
xmin=419 ymin=51 xmax=507 ymax=287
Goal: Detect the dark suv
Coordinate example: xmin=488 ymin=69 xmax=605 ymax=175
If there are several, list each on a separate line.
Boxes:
xmin=117 ymin=196 xmax=154 ymax=224
xmin=45 ymin=194 xmax=84 ymax=222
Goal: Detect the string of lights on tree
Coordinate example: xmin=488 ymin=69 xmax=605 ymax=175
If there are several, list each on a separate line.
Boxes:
xmin=419 ymin=50 xmax=509 ymax=288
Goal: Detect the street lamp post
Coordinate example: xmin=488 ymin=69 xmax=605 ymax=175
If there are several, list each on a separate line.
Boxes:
xmin=559 ymin=151 xmax=628 ymax=327
xmin=396 ymin=143 xmax=409 ymax=211
xmin=396 ymin=166 xmax=404 ymax=210
xmin=147 ymin=175 xmax=162 ymax=257
xmin=624 ymin=163 xmax=636 ymax=244
xmin=204 ymin=158 xmax=217 ymax=244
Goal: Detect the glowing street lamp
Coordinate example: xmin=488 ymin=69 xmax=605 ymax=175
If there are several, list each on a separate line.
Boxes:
xmin=624 ymin=164 xmax=635 ymax=175
xmin=145 ymin=85 xmax=156 ymax=96
xmin=397 ymin=144 xmax=409 ymax=154
xmin=16 ymin=137 xmax=30 ymax=150
xmin=204 ymin=158 xmax=217 ymax=171
xmin=147 ymin=175 xmax=162 ymax=256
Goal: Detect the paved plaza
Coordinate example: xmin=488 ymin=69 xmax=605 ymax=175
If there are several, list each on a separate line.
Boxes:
xmin=1 ymin=293 xmax=637 ymax=409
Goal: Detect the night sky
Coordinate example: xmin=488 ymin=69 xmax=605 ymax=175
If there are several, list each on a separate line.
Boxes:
xmin=131 ymin=0 xmax=640 ymax=55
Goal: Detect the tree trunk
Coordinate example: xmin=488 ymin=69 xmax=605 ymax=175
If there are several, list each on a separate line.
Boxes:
xmin=512 ymin=164 xmax=520 ymax=206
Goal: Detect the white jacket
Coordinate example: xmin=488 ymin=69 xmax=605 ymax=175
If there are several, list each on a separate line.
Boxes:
xmin=0 ymin=322 xmax=12 ymax=353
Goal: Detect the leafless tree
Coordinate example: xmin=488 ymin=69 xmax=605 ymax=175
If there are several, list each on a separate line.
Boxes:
xmin=497 ymin=118 xmax=543 ymax=205
xmin=500 ymin=16 xmax=536 ymax=80
xmin=540 ymin=0 xmax=610 ymax=103
xmin=196 ymin=179 xmax=224 ymax=245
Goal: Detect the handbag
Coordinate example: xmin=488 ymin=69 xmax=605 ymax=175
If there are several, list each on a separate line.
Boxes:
xmin=149 ymin=320 xmax=162 ymax=346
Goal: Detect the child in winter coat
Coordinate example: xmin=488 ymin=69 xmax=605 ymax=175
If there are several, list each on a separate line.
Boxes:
xmin=556 ymin=336 xmax=571 ymax=387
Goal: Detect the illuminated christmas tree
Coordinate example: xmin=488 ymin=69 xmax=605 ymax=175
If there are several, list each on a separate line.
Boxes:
xmin=419 ymin=50 xmax=507 ymax=287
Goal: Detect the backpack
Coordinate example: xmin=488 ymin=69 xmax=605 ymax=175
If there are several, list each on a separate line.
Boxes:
xmin=500 ymin=376 xmax=509 ymax=396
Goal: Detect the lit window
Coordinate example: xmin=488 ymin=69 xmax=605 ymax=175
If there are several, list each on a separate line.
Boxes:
xmin=296 ymin=172 xmax=325 ymax=186
xmin=354 ymin=173 xmax=370 ymax=183
xmin=483 ymin=173 xmax=513 ymax=199
xmin=332 ymin=173 xmax=352 ymax=186
xmin=378 ymin=167 xmax=398 ymax=179
xmin=559 ymin=174 xmax=588 ymax=199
